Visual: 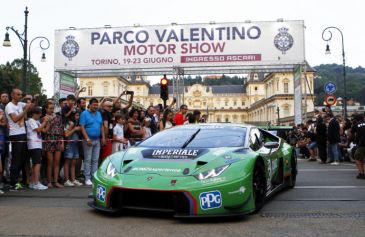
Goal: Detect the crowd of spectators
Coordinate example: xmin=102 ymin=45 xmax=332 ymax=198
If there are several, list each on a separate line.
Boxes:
xmin=0 ymin=88 xmax=206 ymax=193
xmin=288 ymin=106 xmax=365 ymax=179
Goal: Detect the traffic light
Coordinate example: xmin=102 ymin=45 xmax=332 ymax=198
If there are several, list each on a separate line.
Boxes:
xmin=160 ymin=75 xmax=169 ymax=101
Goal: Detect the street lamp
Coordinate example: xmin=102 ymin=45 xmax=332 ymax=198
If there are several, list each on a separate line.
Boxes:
xmin=27 ymin=36 xmax=50 ymax=92
xmin=2 ymin=7 xmax=49 ymax=94
xmin=322 ymin=26 xmax=347 ymax=120
xmin=277 ymin=106 xmax=280 ymax=125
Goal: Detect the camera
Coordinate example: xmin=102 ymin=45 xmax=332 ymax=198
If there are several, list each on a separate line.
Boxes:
xmin=126 ymin=91 xmax=134 ymax=95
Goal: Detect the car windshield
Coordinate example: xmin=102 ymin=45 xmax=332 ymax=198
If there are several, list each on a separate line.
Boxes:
xmin=138 ymin=126 xmax=247 ymax=148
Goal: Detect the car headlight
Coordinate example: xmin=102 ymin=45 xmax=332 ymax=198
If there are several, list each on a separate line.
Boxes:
xmin=194 ymin=165 xmax=229 ymax=180
xmin=106 ymin=162 xmax=117 ymax=177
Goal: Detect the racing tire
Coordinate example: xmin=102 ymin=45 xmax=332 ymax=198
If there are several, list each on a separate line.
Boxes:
xmin=252 ymin=161 xmax=267 ymax=213
xmin=286 ymin=152 xmax=297 ymax=189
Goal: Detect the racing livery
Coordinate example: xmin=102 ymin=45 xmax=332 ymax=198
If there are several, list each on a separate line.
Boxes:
xmin=88 ymin=124 xmax=297 ymax=217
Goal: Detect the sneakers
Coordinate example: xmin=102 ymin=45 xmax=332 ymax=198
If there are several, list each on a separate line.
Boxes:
xmin=0 ymin=189 xmax=4 ymax=194
xmin=33 ymin=182 xmax=48 ymax=190
xmin=330 ymin=161 xmax=340 ymax=165
xmin=9 ymin=183 xmax=24 ymax=191
xmin=64 ymin=180 xmax=75 ymax=187
xmin=85 ymin=179 xmax=92 ymax=186
xmin=356 ymin=173 xmax=365 ymax=179
xmin=73 ymin=180 xmax=83 ymax=186
xmin=29 ymin=183 xmax=34 ymax=189
xmin=0 ymin=182 xmax=4 ymax=189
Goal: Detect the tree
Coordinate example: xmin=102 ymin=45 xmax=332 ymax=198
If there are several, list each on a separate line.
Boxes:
xmin=0 ymin=58 xmax=45 ymax=97
xmin=314 ymin=64 xmax=365 ymax=105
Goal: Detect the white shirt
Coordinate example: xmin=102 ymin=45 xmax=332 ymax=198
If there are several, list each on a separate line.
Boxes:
xmin=112 ymin=123 xmax=127 ymax=152
xmin=143 ymin=127 xmax=152 ymax=139
xmin=113 ymin=124 xmax=124 ymax=140
xmin=165 ymin=121 xmax=173 ymax=129
xmin=5 ymin=102 xmax=26 ymax=136
xmin=26 ymin=118 xmax=42 ymax=149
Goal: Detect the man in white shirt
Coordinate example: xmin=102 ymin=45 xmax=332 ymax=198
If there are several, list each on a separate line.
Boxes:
xmin=5 ymin=89 xmax=32 ymax=189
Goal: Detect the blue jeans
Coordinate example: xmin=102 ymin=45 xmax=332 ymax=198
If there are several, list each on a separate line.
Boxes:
xmin=82 ymin=139 xmax=100 ymax=181
xmin=328 ymin=143 xmax=339 ymax=162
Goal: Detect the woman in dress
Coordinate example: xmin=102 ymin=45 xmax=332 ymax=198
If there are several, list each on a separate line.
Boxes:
xmin=43 ymin=101 xmax=64 ymax=188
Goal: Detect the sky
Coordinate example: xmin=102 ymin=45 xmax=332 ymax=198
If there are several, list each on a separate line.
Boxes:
xmin=0 ymin=0 xmax=364 ymax=97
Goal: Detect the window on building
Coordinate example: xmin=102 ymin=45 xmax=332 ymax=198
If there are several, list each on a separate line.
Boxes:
xmin=277 ymin=81 xmax=279 ymax=91
xmin=88 ymin=86 xmax=93 ymax=96
xmin=242 ymin=100 xmax=246 ymax=106
xmin=203 ymin=102 xmax=206 ymax=107
xmin=233 ymin=101 xmax=237 ymax=106
xmin=225 ymin=101 xmax=228 ymax=106
xmin=284 ymin=82 xmax=289 ymax=93
xmin=225 ymin=117 xmax=229 ymax=122
xmin=103 ymin=85 xmax=108 ymax=95
xmin=254 ymin=86 xmax=258 ymax=91
xmin=217 ymin=118 xmax=221 ymax=122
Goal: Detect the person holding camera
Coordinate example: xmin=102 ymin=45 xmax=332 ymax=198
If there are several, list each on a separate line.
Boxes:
xmin=113 ymin=90 xmax=134 ymax=119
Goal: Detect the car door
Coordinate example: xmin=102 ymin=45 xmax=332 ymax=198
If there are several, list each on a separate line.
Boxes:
xmin=249 ymin=128 xmax=279 ymax=192
xmin=260 ymin=129 xmax=283 ymax=190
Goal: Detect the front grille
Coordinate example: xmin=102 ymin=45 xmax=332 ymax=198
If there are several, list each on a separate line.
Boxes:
xmin=109 ymin=188 xmax=191 ymax=215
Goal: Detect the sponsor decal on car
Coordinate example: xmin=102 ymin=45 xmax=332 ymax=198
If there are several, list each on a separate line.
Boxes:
xmin=142 ymin=149 xmax=206 ymax=159
xmin=224 ymin=155 xmax=241 ymax=164
xmin=131 ymin=167 xmax=182 ymax=173
xmin=228 ymin=186 xmax=246 ymax=195
xmin=199 ymin=191 xmax=222 ymax=210
xmin=96 ymin=184 xmax=106 ymax=202
xmin=200 ymin=177 xmax=226 ymax=185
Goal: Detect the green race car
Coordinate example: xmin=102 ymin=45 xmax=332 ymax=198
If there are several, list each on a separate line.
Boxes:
xmin=88 ymin=123 xmax=297 ymax=217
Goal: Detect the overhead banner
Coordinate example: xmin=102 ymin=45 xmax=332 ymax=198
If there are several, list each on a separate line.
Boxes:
xmin=294 ymin=65 xmax=302 ymax=125
xmin=54 ymin=20 xmax=305 ymax=71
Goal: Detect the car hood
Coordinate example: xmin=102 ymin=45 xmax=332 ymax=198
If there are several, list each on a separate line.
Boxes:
xmin=111 ymin=147 xmax=250 ymax=177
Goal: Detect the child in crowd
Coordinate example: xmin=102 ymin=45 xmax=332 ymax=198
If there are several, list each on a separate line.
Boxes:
xmin=63 ymin=111 xmax=83 ymax=187
xmin=26 ymin=107 xmax=49 ymax=190
xmin=112 ymin=115 xmax=129 ymax=152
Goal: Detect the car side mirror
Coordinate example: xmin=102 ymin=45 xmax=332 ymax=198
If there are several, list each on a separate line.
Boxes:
xmin=264 ymin=141 xmax=279 ymax=149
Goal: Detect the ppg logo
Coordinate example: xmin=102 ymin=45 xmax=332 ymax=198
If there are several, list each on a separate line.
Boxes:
xmin=96 ymin=185 xmax=106 ymax=202
xmin=199 ymin=191 xmax=222 ymax=210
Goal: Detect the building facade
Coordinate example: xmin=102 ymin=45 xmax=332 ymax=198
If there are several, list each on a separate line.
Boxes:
xmin=78 ymin=65 xmax=315 ymax=125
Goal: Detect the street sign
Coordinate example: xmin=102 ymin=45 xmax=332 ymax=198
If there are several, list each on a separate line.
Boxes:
xmin=325 ymin=94 xmax=337 ymax=106
xmin=324 ymin=82 xmax=337 ymax=94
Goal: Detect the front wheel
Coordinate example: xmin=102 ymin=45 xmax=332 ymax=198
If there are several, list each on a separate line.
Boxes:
xmin=252 ymin=161 xmax=267 ymax=213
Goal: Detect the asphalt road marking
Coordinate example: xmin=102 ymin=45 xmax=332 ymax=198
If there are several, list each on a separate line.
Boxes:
xmin=299 ymin=169 xmax=357 ymax=171
xmin=295 ymin=186 xmax=365 ymax=189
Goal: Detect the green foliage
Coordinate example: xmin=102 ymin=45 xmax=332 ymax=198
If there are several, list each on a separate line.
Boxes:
xmin=314 ymin=64 xmax=365 ymax=105
xmin=0 ymin=58 xmax=44 ymax=96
